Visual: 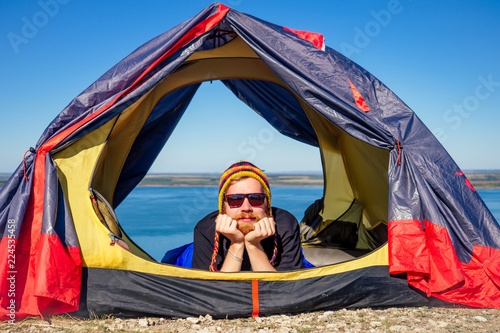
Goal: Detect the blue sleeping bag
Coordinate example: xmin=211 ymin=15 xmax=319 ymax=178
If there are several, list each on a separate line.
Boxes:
xmin=161 ymin=242 xmax=314 ymax=268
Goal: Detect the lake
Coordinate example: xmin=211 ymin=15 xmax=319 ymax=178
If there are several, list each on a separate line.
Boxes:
xmin=115 ymin=187 xmax=500 ymax=261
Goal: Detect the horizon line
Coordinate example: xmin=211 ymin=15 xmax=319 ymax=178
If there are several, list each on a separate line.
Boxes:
xmin=2 ymin=169 xmax=500 ymax=176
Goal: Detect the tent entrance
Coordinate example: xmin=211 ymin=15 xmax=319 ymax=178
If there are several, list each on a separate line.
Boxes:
xmin=76 ymin=35 xmax=390 ymax=267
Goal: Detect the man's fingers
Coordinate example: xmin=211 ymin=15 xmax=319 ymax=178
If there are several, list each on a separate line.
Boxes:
xmin=249 ymin=217 xmax=275 ymax=240
xmin=216 ymin=214 xmax=244 ymax=243
xmin=216 ymin=214 xmax=235 ymax=232
xmin=259 ymin=217 xmax=275 ymax=236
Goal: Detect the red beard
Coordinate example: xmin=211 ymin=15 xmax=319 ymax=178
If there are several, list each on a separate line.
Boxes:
xmin=234 ymin=212 xmax=260 ymax=235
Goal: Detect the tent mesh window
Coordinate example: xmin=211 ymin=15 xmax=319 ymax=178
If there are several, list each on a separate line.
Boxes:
xmin=90 ymin=189 xmax=123 ymax=239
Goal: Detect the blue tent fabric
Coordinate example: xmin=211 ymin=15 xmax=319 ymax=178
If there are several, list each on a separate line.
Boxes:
xmin=222 ymin=79 xmax=319 ymax=146
xmin=0 ymin=153 xmax=35 ymax=240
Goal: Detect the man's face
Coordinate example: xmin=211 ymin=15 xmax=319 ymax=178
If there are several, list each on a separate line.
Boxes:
xmin=223 ymin=177 xmax=268 ymax=234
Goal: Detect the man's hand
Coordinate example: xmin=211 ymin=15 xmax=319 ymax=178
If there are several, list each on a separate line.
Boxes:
xmin=216 ymin=214 xmax=245 ymax=245
xmin=216 ymin=214 xmax=245 ymax=272
xmin=244 ymin=216 xmax=276 ymax=245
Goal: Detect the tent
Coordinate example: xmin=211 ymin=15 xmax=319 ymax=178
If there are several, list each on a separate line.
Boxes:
xmin=1 ymin=3 xmax=499 ymax=321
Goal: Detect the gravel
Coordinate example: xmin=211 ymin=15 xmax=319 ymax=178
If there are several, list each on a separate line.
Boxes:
xmin=2 ymin=307 xmax=499 ymax=332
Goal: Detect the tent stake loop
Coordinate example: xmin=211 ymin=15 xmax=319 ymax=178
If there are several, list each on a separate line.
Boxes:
xmin=394 ymin=140 xmax=401 ymax=165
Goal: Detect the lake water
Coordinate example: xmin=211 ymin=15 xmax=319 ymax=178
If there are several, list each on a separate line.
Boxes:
xmin=115 ymin=187 xmax=500 ymax=261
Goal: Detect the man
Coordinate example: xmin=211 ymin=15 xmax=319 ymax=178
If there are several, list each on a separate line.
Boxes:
xmin=192 ymin=161 xmax=304 ymax=272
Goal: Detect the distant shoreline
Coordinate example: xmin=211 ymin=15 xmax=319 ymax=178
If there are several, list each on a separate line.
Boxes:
xmin=137 ymin=173 xmax=325 ymax=187
xmin=1 ymin=171 xmax=499 ymax=189
xmin=136 ymin=171 xmax=500 ymax=189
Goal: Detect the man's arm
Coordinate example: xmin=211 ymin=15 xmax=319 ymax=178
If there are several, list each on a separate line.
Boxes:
xmin=216 ymin=214 xmax=245 ymax=272
xmin=245 ymin=217 xmax=277 ymax=272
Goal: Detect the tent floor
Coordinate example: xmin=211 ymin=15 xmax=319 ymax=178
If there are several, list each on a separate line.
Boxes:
xmin=302 ymin=247 xmax=372 ymax=267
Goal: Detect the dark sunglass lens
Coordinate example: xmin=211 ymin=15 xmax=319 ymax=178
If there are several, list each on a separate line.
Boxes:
xmin=248 ymin=194 xmax=266 ymax=206
xmin=227 ymin=194 xmax=244 ymax=207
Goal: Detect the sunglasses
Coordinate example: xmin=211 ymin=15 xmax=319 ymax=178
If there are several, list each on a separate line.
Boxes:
xmin=225 ymin=193 xmax=267 ymax=208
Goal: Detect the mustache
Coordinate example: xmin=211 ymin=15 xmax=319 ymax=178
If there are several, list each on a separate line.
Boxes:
xmin=234 ymin=212 xmax=260 ymax=221
xmin=234 ymin=213 xmax=259 ymax=235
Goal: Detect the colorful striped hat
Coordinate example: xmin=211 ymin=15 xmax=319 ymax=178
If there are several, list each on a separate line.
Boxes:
xmin=218 ymin=161 xmax=271 ymax=214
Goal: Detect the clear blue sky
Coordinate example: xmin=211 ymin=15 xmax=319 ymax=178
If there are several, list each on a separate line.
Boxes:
xmin=1 ymin=1 xmax=499 ymax=174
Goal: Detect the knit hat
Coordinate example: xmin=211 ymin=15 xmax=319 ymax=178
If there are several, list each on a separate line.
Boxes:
xmin=218 ymin=161 xmax=271 ymax=214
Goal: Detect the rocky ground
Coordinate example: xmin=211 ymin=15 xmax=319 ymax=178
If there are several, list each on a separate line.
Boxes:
xmin=2 ymin=307 xmax=499 ymax=332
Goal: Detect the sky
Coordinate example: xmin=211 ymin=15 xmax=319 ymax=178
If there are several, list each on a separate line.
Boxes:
xmin=1 ymin=0 xmax=499 ymax=174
